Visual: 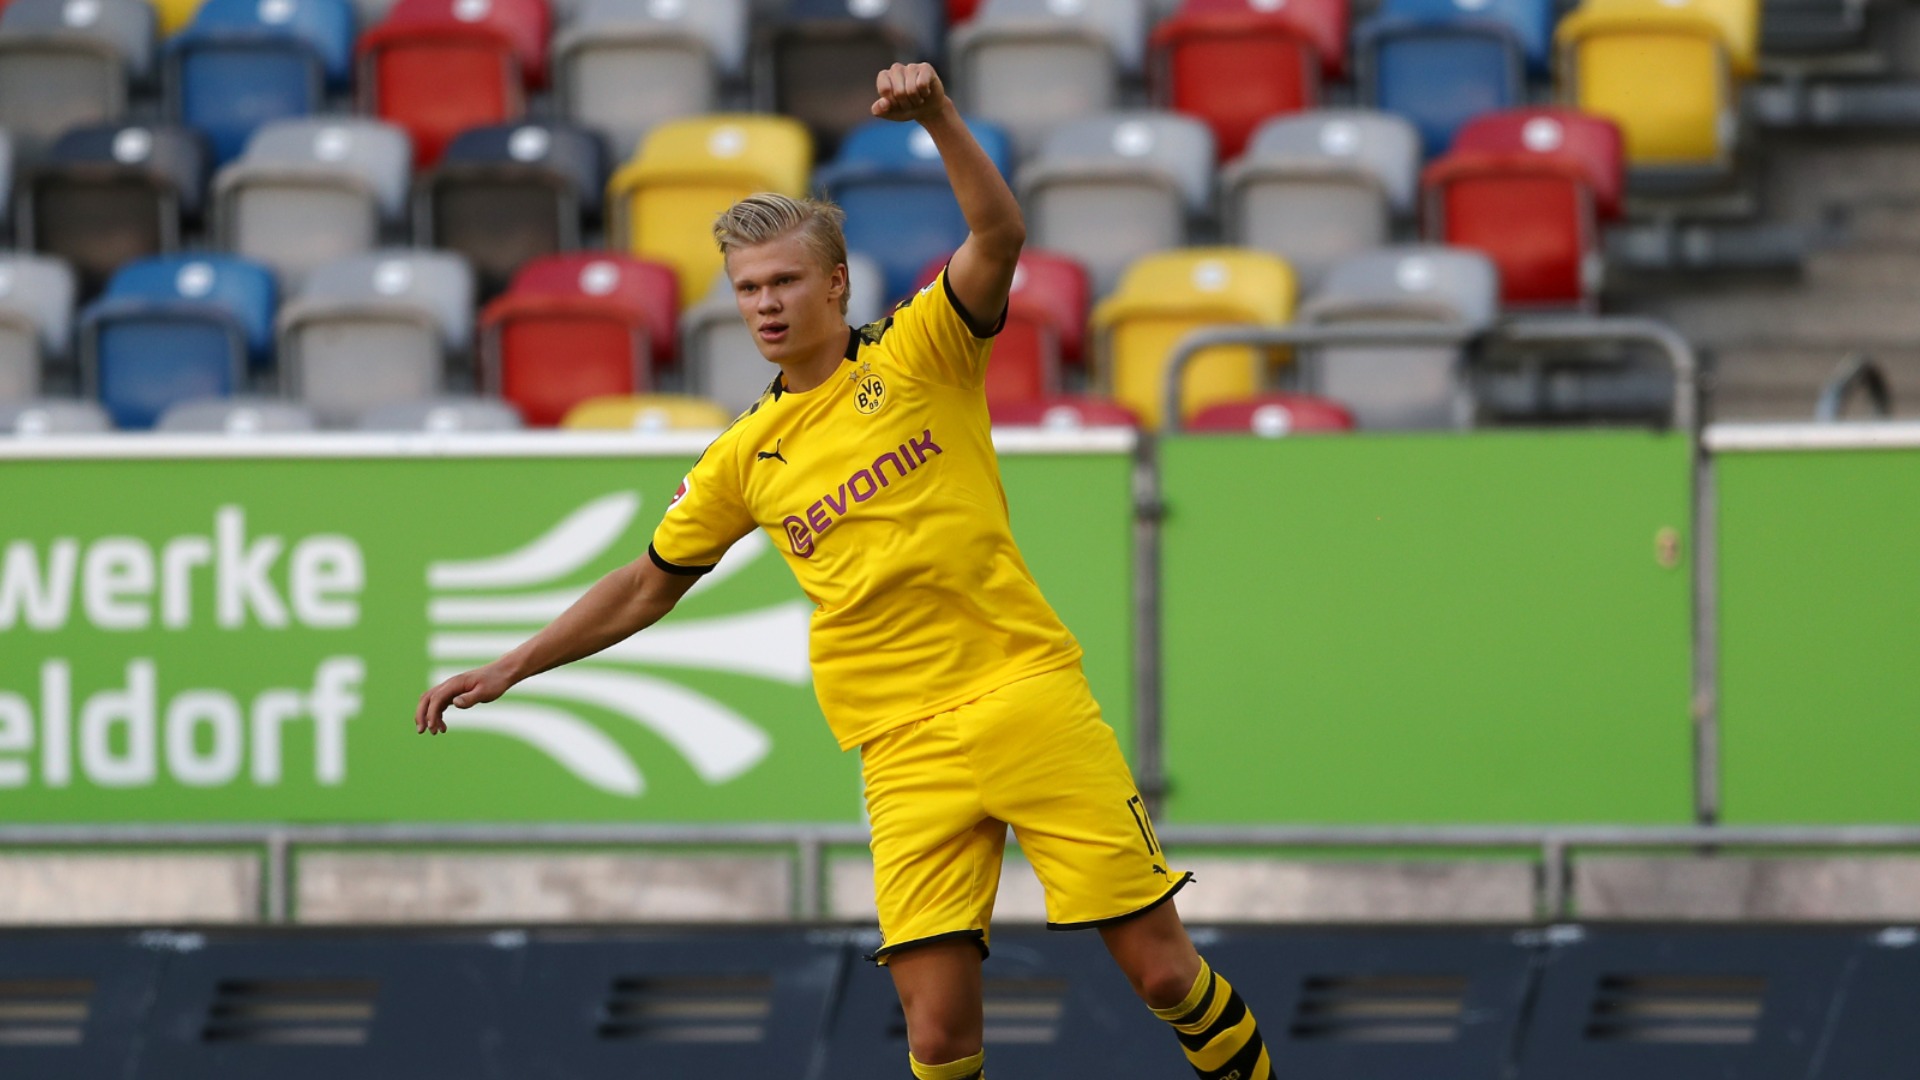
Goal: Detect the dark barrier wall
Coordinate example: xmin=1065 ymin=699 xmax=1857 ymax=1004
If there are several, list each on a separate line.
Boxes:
xmin=1159 ymin=432 xmax=1695 ymax=824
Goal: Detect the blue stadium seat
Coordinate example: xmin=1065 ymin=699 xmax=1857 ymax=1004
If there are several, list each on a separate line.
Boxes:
xmin=1358 ymin=0 xmax=1551 ymax=155
xmin=167 ymin=0 xmax=356 ymax=165
xmin=814 ymin=116 xmax=1014 ymax=301
xmin=81 ymin=254 xmax=277 ymax=428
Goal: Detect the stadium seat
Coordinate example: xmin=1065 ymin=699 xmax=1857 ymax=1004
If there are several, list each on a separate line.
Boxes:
xmin=1149 ymin=0 xmax=1345 ymax=159
xmin=949 ymin=0 xmax=1145 ymax=157
xmin=1221 ymin=109 xmax=1421 ymax=290
xmin=817 ymin=116 xmax=1014 ymax=301
xmin=359 ymin=394 xmax=522 ymax=430
xmin=212 ymin=117 xmax=412 ymax=284
xmin=276 ymin=249 xmax=473 ymax=424
xmin=987 ymin=393 xmax=1140 ymax=428
xmin=552 ymin=0 xmax=747 ymax=159
xmin=156 ymin=394 xmax=318 ymax=430
xmin=761 ymin=0 xmax=941 ymax=154
xmin=0 ymin=129 xmax=12 ymax=236
xmin=606 ymin=114 xmax=812 ymax=307
xmin=17 ymin=123 xmax=206 ymax=294
xmin=1295 ymin=244 xmax=1497 ymax=428
xmin=1017 ymin=111 xmax=1214 ymax=294
xmin=0 ymin=0 xmax=155 ymax=151
xmin=949 ymin=0 xmax=981 ymax=21
xmin=416 ymin=122 xmax=605 ymax=295
xmin=0 ymin=396 xmax=114 ymax=432
xmin=1423 ymin=107 xmax=1622 ymax=306
xmin=149 ymin=0 xmax=206 ymax=35
xmin=681 ymin=252 xmax=886 ymax=414
xmin=357 ymin=0 xmax=550 ymax=167
xmin=1554 ymin=0 xmax=1753 ymax=173
xmin=479 ymin=253 xmax=678 ymax=427
xmin=559 ymin=392 xmax=732 ymax=430
xmin=1186 ymin=392 xmax=1354 ymax=434
xmin=82 ymin=255 xmax=277 ymax=428
xmin=914 ymin=247 xmax=1090 ymax=405
xmin=1359 ymin=0 xmax=1549 ymax=153
xmin=0 ymin=255 xmax=77 ymax=403
xmin=1091 ymin=247 xmax=1295 ymax=428
xmin=165 ymin=0 xmax=356 ymax=165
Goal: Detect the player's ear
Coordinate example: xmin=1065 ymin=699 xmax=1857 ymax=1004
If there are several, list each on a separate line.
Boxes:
xmin=829 ymin=262 xmax=848 ymax=301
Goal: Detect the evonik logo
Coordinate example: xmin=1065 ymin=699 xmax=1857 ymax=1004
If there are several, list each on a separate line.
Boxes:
xmin=782 ymin=428 xmax=942 ymax=558
xmin=425 ymin=492 xmax=810 ymax=797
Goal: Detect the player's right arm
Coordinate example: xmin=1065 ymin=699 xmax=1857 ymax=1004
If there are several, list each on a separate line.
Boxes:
xmin=415 ymin=558 xmax=700 ymax=734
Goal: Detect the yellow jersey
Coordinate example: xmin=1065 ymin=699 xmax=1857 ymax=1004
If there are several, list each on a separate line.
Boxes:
xmin=649 ymin=269 xmax=1084 ymax=750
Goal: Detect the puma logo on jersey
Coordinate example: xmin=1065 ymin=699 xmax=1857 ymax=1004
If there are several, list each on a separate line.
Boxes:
xmin=757 ymin=439 xmax=788 ymax=464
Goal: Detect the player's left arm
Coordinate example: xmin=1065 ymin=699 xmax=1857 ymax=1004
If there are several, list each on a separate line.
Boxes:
xmin=873 ymin=62 xmax=1023 ymax=334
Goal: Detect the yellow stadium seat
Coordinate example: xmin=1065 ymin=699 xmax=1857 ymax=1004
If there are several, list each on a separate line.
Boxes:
xmin=1091 ymin=249 xmax=1296 ymax=429
xmin=606 ymin=115 xmax=813 ymax=309
xmin=1556 ymin=0 xmax=1751 ymax=168
xmin=149 ymin=0 xmax=206 ymax=35
xmin=560 ymin=394 xmax=736 ymax=432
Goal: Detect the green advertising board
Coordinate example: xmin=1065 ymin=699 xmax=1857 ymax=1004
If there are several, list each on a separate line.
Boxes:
xmin=1159 ymin=432 xmax=1695 ymax=825
xmin=0 ymin=434 xmax=1135 ymax=824
xmin=1716 ymin=440 xmax=1920 ymax=822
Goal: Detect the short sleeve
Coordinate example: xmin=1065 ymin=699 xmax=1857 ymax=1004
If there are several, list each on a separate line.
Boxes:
xmin=649 ymin=441 xmax=754 ymax=575
xmin=880 ymin=264 xmax=1007 ymax=388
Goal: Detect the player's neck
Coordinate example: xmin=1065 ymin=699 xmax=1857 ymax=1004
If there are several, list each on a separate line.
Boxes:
xmin=776 ymin=324 xmax=854 ymax=395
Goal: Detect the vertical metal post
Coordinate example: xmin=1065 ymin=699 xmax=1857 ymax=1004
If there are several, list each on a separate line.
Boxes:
xmin=796 ymin=834 xmax=823 ymax=920
xmin=265 ymin=831 xmax=291 ymax=924
xmin=1693 ymin=418 xmax=1721 ymax=825
xmin=1131 ymin=434 xmax=1167 ymax=814
xmin=1541 ymin=837 xmax=1571 ymax=920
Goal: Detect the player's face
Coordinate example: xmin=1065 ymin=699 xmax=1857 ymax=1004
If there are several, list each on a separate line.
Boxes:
xmin=726 ymin=233 xmax=848 ymax=365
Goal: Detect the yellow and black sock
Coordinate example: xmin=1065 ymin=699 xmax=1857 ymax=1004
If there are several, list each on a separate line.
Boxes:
xmin=909 ymin=1048 xmax=984 ymax=1080
xmin=1150 ymin=958 xmax=1271 ymax=1080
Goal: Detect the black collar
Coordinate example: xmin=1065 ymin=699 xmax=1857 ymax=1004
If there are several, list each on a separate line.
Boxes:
xmin=771 ymin=326 xmax=858 ymax=400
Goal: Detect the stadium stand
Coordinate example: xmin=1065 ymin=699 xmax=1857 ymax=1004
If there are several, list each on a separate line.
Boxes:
xmin=165 ymin=0 xmax=358 ymax=166
xmin=0 ymin=129 xmax=14 ymax=238
xmin=607 ymin=113 xmax=812 ymax=306
xmin=1355 ymin=0 xmax=1550 ymax=156
xmin=559 ymin=390 xmax=733 ymax=429
xmin=356 ymin=0 xmax=551 ymax=168
xmin=817 ymin=115 xmax=1014 ymax=300
xmin=1149 ymin=0 xmax=1346 ymax=160
xmin=16 ymin=122 xmax=205 ymax=294
xmin=760 ymin=0 xmax=942 ymax=155
xmin=479 ymin=252 xmax=679 ymax=426
xmin=948 ymin=0 xmax=1145 ymax=157
xmin=0 ymin=253 xmax=76 ymax=402
xmin=212 ymin=117 xmax=411 ymax=284
xmin=681 ymin=250 xmax=884 ymax=413
xmin=415 ymin=121 xmax=606 ymax=295
xmin=0 ymin=0 xmax=155 ymax=151
xmin=914 ymin=247 xmax=1091 ymax=406
xmin=1092 ymin=246 xmax=1295 ymax=427
xmin=156 ymin=393 xmax=319 ymax=430
xmin=80 ymin=253 xmax=275 ymax=427
xmin=0 ymin=394 xmax=111 ymax=430
xmin=358 ymin=392 xmax=523 ymax=429
xmin=551 ymin=0 xmax=749 ymax=160
xmin=1017 ymin=110 xmax=1213 ymax=294
xmin=1221 ymin=109 xmax=1421 ymax=290
xmin=1186 ymin=391 xmax=1355 ymax=434
xmin=276 ymin=248 xmax=473 ymax=424
xmin=987 ymin=392 xmax=1142 ymax=427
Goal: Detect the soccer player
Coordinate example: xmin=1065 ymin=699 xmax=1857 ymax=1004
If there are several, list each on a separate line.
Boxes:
xmin=417 ymin=62 xmax=1271 ymax=1080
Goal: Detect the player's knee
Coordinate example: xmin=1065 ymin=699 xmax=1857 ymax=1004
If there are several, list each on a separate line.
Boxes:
xmin=905 ymin=1020 xmax=981 ymax=1067
xmin=1127 ymin=958 xmax=1203 ymax=1010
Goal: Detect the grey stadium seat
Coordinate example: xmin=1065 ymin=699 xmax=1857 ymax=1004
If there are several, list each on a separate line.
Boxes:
xmin=277 ymin=250 xmax=474 ymax=425
xmin=1296 ymin=245 xmax=1500 ymax=431
xmin=761 ymin=0 xmax=942 ymax=154
xmin=0 ymin=397 xmax=112 ymax=433
xmin=213 ymin=118 xmax=412 ymax=285
xmin=0 ymin=0 xmax=154 ymax=152
xmin=554 ymin=0 xmax=749 ymax=159
xmin=415 ymin=122 xmax=607 ymax=295
xmin=156 ymin=395 xmax=319 ymax=433
xmin=681 ymin=252 xmax=884 ymax=413
xmin=19 ymin=123 xmax=206 ymax=292
xmin=950 ymin=0 xmax=1146 ymax=158
xmin=359 ymin=395 xmax=524 ymax=431
xmin=1222 ymin=109 xmax=1421 ymax=291
xmin=1017 ymin=111 xmax=1213 ymax=294
xmin=0 ymin=255 xmax=76 ymax=403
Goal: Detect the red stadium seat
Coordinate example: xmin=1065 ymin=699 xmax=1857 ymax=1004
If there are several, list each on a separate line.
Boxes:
xmin=913 ymin=249 xmax=1091 ymax=408
xmin=1150 ymin=0 xmax=1347 ymax=159
xmin=948 ymin=0 xmax=981 ymax=23
xmin=479 ymin=254 xmax=678 ymax=427
xmin=989 ymin=394 xmax=1141 ymax=429
xmin=1186 ymin=393 xmax=1355 ymax=435
xmin=1422 ymin=109 xmax=1623 ymax=307
xmin=358 ymin=0 xmax=551 ymax=167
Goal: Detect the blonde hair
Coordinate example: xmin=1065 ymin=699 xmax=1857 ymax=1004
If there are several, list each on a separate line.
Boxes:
xmin=713 ymin=193 xmax=851 ymax=314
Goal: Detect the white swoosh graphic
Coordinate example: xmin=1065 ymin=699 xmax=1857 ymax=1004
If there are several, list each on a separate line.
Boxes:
xmin=445 ymin=701 xmax=645 ymax=796
xmin=487 ymin=667 xmax=772 ymax=784
xmin=428 ymin=602 xmax=813 ymax=685
xmin=427 ymin=492 xmax=639 ymax=590
xmin=429 ymin=587 xmax=587 ymax=625
xmin=686 ymin=529 xmax=770 ymax=596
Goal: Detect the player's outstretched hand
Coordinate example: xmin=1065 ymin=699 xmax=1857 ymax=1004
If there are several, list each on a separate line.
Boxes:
xmin=415 ymin=664 xmax=512 ymax=735
xmin=872 ymin=62 xmax=948 ymax=122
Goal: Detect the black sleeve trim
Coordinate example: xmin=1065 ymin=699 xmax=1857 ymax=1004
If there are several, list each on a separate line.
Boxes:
xmin=866 ymin=928 xmax=990 ymax=965
xmin=1044 ymin=872 xmax=1194 ymax=931
xmin=648 ymin=543 xmax=716 ymax=577
xmin=942 ymin=263 xmax=1008 ymax=339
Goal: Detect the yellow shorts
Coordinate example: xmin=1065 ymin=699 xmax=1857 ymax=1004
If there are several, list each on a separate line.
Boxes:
xmin=859 ymin=664 xmax=1190 ymax=964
